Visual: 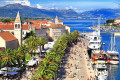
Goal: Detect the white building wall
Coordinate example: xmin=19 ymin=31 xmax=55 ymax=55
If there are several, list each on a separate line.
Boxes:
xmin=65 ymin=26 xmax=71 ymax=34
xmin=115 ymin=20 xmax=120 ymax=23
xmin=0 ymin=37 xmax=6 ymax=48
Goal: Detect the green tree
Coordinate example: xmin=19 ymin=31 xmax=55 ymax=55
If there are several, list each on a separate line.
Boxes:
xmin=2 ymin=49 xmax=13 ymax=71
xmin=25 ymin=36 xmax=38 ymax=57
xmin=1 ymin=18 xmax=11 ymax=24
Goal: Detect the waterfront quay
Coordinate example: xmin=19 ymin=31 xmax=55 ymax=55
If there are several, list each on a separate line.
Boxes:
xmin=57 ymin=38 xmax=96 ymax=80
xmin=89 ymin=25 xmax=120 ymax=32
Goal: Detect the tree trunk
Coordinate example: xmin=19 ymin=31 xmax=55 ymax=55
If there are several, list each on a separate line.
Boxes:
xmin=39 ymin=46 xmax=41 ymax=56
xmin=30 ymin=51 xmax=32 ymax=57
xmin=42 ymin=45 xmax=44 ymax=50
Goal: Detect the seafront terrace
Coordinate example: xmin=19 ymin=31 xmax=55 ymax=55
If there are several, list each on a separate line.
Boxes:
xmin=57 ymin=38 xmax=96 ymax=80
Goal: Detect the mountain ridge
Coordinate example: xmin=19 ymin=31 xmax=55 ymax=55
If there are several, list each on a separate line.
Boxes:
xmin=0 ymin=4 xmax=78 ymax=18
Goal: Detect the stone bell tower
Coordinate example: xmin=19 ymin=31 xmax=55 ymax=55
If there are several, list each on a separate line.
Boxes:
xmin=55 ymin=16 xmax=58 ymax=24
xmin=14 ymin=11 xmax=22 ymax=46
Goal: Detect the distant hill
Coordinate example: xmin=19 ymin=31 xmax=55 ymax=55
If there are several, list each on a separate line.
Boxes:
xmin=80 ymin=8 xmax=120 ymax=19
xmin=0 ymin=4 xmax=78 ymax=18
xmin=1 ymin=4 xmax=120 ymax=19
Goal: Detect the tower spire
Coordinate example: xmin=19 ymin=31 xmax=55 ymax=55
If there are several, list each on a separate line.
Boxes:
xmin=15 ymin=11 xmax=21 ymax=23
xmin=55 ymin=15 xmax=58 ymax=19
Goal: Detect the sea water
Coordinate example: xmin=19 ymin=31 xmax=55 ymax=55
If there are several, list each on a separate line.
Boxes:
xmin=62 ymin=19 xmax=120 ymax=80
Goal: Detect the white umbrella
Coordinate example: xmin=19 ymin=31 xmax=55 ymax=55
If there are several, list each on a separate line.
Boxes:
xmin=1 ymin=67 xmax=12 ymax=71
xmin=0 ymin=70 xmax=5 ymax=74
xmin=26 ymin=60 xmax=37 ymax=66
xmin=12 ymin=67 xmax=21 ymax=71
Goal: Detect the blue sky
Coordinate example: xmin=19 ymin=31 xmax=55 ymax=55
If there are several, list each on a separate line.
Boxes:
xmin=0 ymin=0 xmax=120 ymax=12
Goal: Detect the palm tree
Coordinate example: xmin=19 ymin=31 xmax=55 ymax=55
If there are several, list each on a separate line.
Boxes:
xmin=2 ymin=49 xmax=13 ymax=71
xmin=20 ymin=44 xmax=29 ymax=62
xmin=24 ymin=36 xmax=37 ymax=57
xmin=37 ymin=37 xmax=43 ymax=56
xmin=41 ymin=37 xmax=47 ymax=50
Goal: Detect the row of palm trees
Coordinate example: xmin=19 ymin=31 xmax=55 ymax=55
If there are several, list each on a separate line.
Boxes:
xmin=31 ymin=30 xmax=80 ymax=80
xmin=0 ymin=44 xmax=28 ymax=71
xmin=0 ymin=35 xmax=47 ymax=71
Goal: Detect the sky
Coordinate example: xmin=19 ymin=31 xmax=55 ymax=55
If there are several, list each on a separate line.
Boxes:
xmin=0 ymin=0 xmax=120 ymax=12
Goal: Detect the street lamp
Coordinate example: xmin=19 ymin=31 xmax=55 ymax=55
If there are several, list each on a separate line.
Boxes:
xmin=77 ymin=68 xmax=80 ymax=80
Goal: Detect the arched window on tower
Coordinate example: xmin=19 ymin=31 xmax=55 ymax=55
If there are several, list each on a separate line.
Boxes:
xmin=18 ymin=24 xmax=20 ymax=29
xmin=15 ymin=24 xmax=17 ymax=29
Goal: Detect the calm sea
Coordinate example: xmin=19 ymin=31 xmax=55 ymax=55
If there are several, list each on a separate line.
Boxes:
xmin=62 ymin=19 xmax=120 ymax=80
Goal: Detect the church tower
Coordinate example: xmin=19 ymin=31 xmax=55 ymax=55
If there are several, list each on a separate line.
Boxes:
xmin=55 ymin=16 xmax=58 ymax=24
xmin=14 ymin=11 xmax=22 ymax=46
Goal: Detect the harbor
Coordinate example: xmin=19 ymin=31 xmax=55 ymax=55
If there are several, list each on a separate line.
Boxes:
xmin=63 ymin=19 xmax=120 ymax=80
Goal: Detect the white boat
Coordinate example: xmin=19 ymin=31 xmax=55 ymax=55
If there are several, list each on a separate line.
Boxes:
xmin=88 ymin=38 xmax=101 ymax=50
xmin=87 ymin=18 xmax=102 ymax=50
xmin=94 ymin=63 xmax=108 ymax=80
xmin=107 ymin=34 xmax=119 ymax=64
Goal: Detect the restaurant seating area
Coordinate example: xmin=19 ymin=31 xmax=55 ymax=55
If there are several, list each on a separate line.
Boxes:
xmin=0 ymin=56 xmax=42 ymax=80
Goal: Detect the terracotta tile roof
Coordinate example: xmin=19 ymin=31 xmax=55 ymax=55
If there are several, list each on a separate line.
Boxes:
xmin=47 ymin=23 xmax=64 ymax=28
xmin=0 ymin=31 xmax=17 ymax=42
xmin=0 ymin=24 xmax=29 ymax=30
xmin=0 ymin=24 xmax=14 ymax=30
xmin=58 ymin=20 xmax=63 ymax=22
xmin=64 ymin=25 xmax=71 ymax=28
xmin=22 ymin=25 xmax=29 ymax=30
xmin=30 ymin=24 xmax=40 ymax=29
xmin=0 ymin=21 xmax=46 ymax=30
xmin=30 ymin=24 xmax=46 ymax=29
xmin=42 ymin=25 xmax=46 ymax=28
xmin=31 ymin=21 xmax=48 ymax=24
xmin=115 ymin=18 xmax=120 ymax=20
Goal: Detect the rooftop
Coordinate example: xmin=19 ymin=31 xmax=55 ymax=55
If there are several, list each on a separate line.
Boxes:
xmin=0 ymin=31 xmax=17 ymax=42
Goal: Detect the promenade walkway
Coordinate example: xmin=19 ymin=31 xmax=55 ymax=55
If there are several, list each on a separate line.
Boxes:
xmin=57 ymin=38 xmax=96 ymax=80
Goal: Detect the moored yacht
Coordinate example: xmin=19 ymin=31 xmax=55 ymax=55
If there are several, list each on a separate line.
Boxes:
xmin=107 ymin=34 xmax=119 ymax=64
xmin=88 ymin=37 xmax=101 ymax=50
xmin=94 ymin=63 xmax=108 ymax=80
xmin=91 ymin=50 xmax=107 ymax=64
xmin=87 ymin=18 xmax=102 ymax=50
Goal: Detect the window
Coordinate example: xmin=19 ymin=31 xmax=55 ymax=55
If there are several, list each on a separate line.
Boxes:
xmin=18 ymin=24 xmax=20 ymax=29
xmin=15 ymin=24 xmax=17 ymax=29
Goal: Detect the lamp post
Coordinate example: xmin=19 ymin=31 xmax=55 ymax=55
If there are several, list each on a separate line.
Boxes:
xmin=77 ymin=68 xmax=80 ymax=80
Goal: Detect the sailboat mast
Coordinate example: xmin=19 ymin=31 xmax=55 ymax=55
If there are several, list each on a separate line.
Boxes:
xmin=98 ymin=17 xmax=100 ymax=36
xmin=114 ymin=34 xmax=116 ymax=51
xmin=111 ymin=34 xmax=113 ymax=51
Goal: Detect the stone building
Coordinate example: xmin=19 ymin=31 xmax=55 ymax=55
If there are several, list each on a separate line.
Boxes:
xmin=0 ymin=31 xmax=18 ymax=50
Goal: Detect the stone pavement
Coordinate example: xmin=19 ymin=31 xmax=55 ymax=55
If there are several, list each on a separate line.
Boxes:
xmin=57 ymin=38 xmax=96 ymax=80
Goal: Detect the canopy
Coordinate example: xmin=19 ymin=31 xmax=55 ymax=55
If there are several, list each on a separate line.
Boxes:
xmin=6 ymin=71 xmax=18 ymax=75
xmin=0 ymin=70 xmax=5 ymax=74
xmin=12 ymin=67 xmax=21 ymax=71
xmin=26 ymin=60 xmax=37 ymax=66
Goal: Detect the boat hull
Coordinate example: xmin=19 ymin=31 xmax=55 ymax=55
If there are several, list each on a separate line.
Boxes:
xmin=107 ymin=60 xmax=119 ymax=65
